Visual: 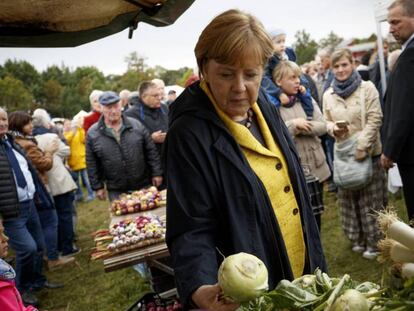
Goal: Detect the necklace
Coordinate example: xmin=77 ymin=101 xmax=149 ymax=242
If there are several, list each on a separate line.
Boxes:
xmin=245 ymin=108 xmax=253 ymax=129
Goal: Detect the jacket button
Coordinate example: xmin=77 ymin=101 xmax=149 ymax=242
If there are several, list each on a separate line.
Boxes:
xmin=293 ymin=208 xmax=299 ymax=215
xmin=284 ymin=185 xmax=290 ymax=193
xmin=275 ymin=163 xmax=282 ymax=170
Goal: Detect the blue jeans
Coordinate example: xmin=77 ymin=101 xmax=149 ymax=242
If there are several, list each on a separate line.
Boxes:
xmin=75 ymin=169 xmax=94 ymax=199
xmin=37 ymin=208 xmax=59 ymax=260
xmin=3 ymin=200 xmax=47 ymax=292
xmin=54 ymin=192 xmax=76 ymax=255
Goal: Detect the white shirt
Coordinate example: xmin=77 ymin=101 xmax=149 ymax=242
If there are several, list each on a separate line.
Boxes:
xmin=8 ymin=141 xmax=36 ymax=202
xmin=402 ymin=33 xmax=414 ymax=51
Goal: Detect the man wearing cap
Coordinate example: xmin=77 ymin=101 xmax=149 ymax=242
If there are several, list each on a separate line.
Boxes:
xmin=124 ymin=81 xmax=168 ymax=156
xmin=86 ymin=91 xmax=162 ymax=201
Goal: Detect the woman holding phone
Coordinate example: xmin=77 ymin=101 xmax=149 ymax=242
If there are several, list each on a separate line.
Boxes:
xmin=323 ymin=48 xmax=387 ymax=260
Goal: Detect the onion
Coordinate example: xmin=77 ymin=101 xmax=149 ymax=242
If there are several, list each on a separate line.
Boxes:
xmin=331 ymin=289 xmax=369 ymax=311
xmin=218 ymin=252 xmax=268 ymax=303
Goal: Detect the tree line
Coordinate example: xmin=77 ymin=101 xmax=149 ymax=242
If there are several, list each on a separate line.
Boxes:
xmin=0 ymin=31 xmax=377 ymax=117
xmin=0 ymin=52 xmax=192 ymax=117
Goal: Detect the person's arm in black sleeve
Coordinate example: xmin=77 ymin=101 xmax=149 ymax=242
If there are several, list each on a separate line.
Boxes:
xmin=383 ymin=54 xmax=414 ymax=162
xmin=164 ymin=122 xmax=220 ymax=309
xmin=142 ymin=125 xmax=163 ymax=177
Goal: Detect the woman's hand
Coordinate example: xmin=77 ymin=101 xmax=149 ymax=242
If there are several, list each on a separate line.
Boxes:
xmin=333 ymin=124 xmax=349 ymax=138
xmin=191 ymin=284 xmax=240 ymax=311
xmin=299 ymin=85 xmax=307 ymax=95
xmin=293 ymin=118 xmax=313 ymax=133
xmin=354 ymin=149 xmax=368 ymax=161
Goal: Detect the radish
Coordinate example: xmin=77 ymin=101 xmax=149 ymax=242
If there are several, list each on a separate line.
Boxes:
xmin=378 ymin=239 xmax=414 ymax=263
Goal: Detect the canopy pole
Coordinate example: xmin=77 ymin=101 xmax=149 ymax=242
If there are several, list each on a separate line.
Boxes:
xmin=376 ymin=21 xmax=388 ymax=96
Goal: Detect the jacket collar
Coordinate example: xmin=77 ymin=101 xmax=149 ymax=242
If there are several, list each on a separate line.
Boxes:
xmin=97 ymin=114 xmax=133 ymax=133
xmin=0 ymin=259 xmax=16 ymax=281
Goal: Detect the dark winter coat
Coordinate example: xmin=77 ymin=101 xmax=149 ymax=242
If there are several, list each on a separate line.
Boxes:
xmin=164 ymin=82 xmax=327 ymax=308
xmin=86 ymin=115 xmax=162 ymax=192
xmin=124 ymin=98 xmax=168 ymax=155
xmin=0 ymin=135 xmax=54 ymax=220
xmin=383 ymin=38 xmax=414 ymax=165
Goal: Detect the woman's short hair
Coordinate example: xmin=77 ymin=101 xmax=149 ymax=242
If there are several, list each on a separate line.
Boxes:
xmin=89 ymin=90 xmax=103 ymax=106
xmin=8 ymin=111 xmax=32 ymax=133
xmin=194 ymin=9 xmax=274 ymax=75
xmin=330 ymin=49 xmax=354 ymax=67
xmin=32 ymin=108 xmax=51 ymax=128
xmin=272 ymin=61 xmax=302 ymax=83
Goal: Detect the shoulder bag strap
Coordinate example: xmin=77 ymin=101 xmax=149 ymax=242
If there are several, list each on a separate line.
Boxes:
xmin=360 ymin=83 xmax=366 ymax=129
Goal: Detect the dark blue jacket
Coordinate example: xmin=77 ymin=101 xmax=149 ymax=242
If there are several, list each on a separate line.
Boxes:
xmin=0 ymin=135 xmax=53 ymax=219
xmin=124 ymin=98 xmax=169 ymax=155
xmin=261 ymin=48 xmax=314 ymax=118
xmin=164 ymin=82 xmax=327 ymax=309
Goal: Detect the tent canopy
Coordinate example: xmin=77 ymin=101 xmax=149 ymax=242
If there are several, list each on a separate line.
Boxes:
xmin=0 ymin=0 xmax=195 ymax=47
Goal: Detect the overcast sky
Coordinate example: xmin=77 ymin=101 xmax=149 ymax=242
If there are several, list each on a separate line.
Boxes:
xmin=0 ymin=0 xmax=390 ymax=76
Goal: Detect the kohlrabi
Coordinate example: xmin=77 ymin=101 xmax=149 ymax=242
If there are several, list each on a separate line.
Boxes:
xmin=331 ymin=289 xmax=369 ymax=311
xmin=218 ymin=252 xmax=268 ymax=303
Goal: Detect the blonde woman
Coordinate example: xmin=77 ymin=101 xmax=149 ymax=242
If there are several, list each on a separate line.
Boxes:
xmin=273 ymin=61 xmax=330 ymax=230
xmin=323 ymin=48 xmax=387 ymax=260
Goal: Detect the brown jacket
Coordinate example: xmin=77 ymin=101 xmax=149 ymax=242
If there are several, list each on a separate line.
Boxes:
xmin=14 ymin=137 xmax=53 ymax=185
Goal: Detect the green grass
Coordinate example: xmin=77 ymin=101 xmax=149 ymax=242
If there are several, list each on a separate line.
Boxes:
xmin=36 ymin=199 xmax=150 ymax=311
xmin=37 ymin=190 xmax=407 ymax=310
xmin=321 ymin=190 xmax=407 ymax=284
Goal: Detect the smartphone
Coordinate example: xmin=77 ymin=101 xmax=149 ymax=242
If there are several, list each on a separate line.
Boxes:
xmin=335 ymin=120 xmax=349 ymax=128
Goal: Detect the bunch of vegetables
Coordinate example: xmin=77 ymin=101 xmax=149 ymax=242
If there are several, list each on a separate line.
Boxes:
xmin=217 ymin=253 xmax=382 ymax=311
xmin=107 ymin=214 xmax=166 ymax=251
xmin=378 ymin=209 xmax=414 ymax=280
xmin=91 ymin=213 xmax=166 ymax=260
xmin=111 ymin=187 xmax=166 ymax=216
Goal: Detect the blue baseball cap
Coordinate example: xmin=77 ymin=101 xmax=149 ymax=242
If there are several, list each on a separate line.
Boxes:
xmin=99 ymin=91 xmax=120 ymax=106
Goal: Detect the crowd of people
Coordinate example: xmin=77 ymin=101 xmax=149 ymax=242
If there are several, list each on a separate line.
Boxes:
xmin=0 ymin=0 xmax=413 ymax=310
xmin=0 ymin=76 xmax=173 ymax=308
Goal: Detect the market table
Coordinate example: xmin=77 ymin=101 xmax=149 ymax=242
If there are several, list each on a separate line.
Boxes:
xmin=103 ymin=205 xmax=170 ymax=273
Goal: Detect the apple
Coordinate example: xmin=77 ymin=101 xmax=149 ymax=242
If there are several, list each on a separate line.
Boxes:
xmin=115 ymin=210 xmax=122 ymax=216
xmin=127 ymin=206 xmax=135 ymax=213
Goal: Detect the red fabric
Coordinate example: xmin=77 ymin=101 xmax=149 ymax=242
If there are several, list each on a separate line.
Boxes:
xmin=0 ymin=280 xmax=37 ymax=311
xmin=83 ymin=111 xmax=101 ymax=133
